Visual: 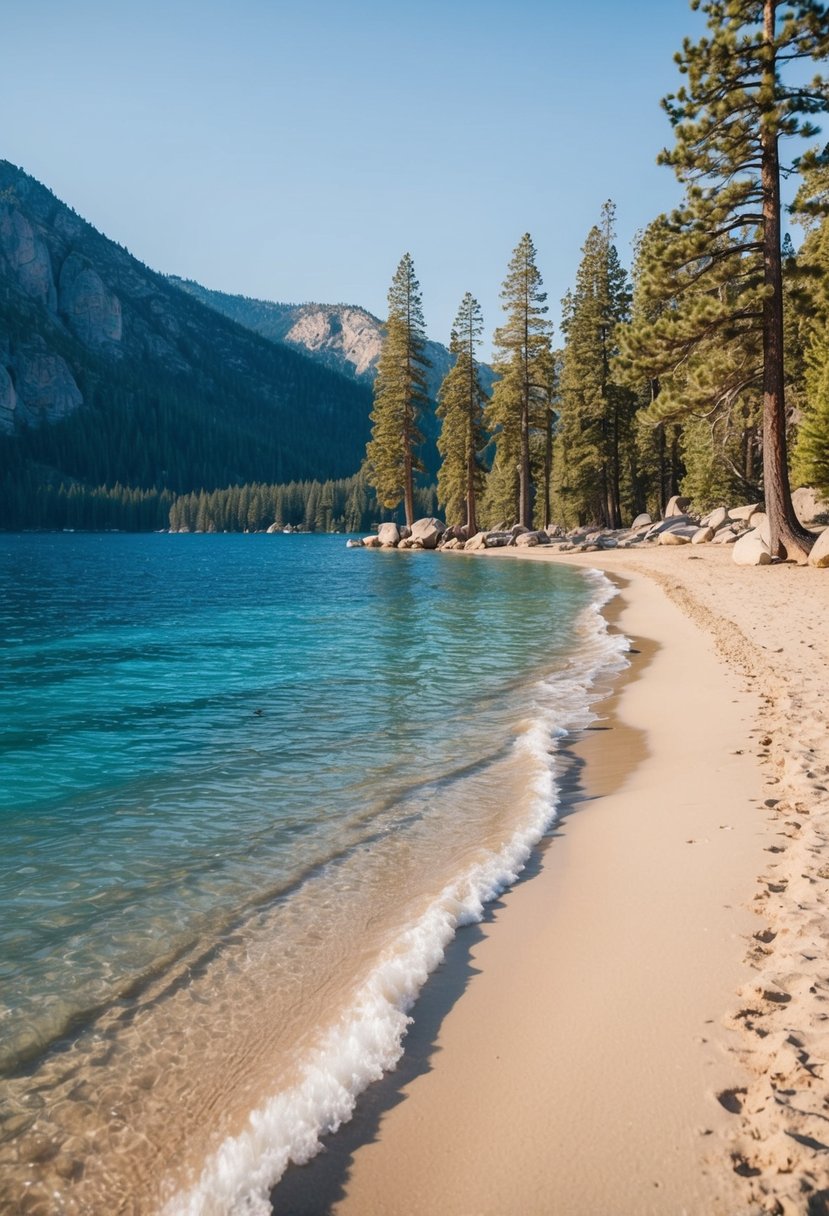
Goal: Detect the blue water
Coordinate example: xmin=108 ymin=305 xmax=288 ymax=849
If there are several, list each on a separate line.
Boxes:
xmin=0 ymin=533 xmax=624 ymax=1213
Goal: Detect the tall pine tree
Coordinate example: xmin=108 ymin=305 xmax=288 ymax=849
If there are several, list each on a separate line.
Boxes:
xmin=436 ymin=293 xmax=489 ymax=534
xmin=554 ymin=202 xmax=638 ymax=528
xmin=365 ymin=254 xmax=431 ymax=527
xmin=486 ymin=234 xmax=553 ymax=528
xmin=630 ymin=0 xmax=829 ymax=558
xmin=791 ymin=149 xmax=829 ymax=492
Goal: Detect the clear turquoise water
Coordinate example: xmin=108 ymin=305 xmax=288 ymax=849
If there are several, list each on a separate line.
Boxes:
xmin=0 ymin=533 xmax=623 ymax=1212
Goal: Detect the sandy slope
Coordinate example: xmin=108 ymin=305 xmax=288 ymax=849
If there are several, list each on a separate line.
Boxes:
xmin=273 ymin=545 xmax=829 ymax=1215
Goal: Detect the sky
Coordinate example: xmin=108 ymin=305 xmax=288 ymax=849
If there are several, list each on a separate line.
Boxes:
xmin=3 ymin=1 xmax=728 ymax=356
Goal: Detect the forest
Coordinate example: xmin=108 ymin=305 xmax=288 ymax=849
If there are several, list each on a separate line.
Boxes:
xmin=366 ymin=0 xmax=829 ymax=563
xmin=2 ymin=2 xmax=827 ymax=549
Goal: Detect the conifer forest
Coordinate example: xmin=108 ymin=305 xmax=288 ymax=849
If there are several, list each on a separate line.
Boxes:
xmin=2 ymin=2 xmax=828 ymax=555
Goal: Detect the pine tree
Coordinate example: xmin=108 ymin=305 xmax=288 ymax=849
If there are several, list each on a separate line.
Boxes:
xmin=436 ymin=293 xmax=489 ymax=534
xmin=554 ymin=203 xmax=637 ymax=527
xmin=487 ymin=234 xmax=553 ymax=528
xmin=365 ymin=254 xmax=431 ymax=527
xmin=617 ymin=221 xmax=686 ymax=516
xmin=630 ymin=0 xmax=829 ymax=558
xmin=790 ymin=149 xmax=829 ymax=489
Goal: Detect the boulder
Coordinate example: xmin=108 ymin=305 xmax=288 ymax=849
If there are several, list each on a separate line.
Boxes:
xmin=692 ymin=526 xmax=715 ymax=544
xmin=511 ymin=524 xmax=530 ymax=537
xmin=484 ymin=532 xmax=513 ymax=548
xmin=377 ymin=522 xmax=400 ymax=547
xmin=409 ymin=517 xmax=445 ymax=549
xmin=398 ymin=537 xmax=415 ymax=549
xmin=399 ymin=526 xmax=412 ymax=539
xmin=729 ymin=503 xmax=761 ymax=521
xmin=665 ymin=495 xmax=691 ymax=517
xmin=362 ymin=534 xmax=381 ymax=548
xmin=345 ymin=538 xmax=364 ymax=548
xmin=707 ymin=507 xmax=732 ymax=532
xmin=712 ymin=527 xmax=739 ymax=545
xmin=514 ymin=531 xmax=540 ymax=547
xmin=808 ymin=527 xmax=829 ymax=569
xmin=733 ymin=530 xmax=772 ymax=566
xmin=266 ymin=522 xmax=281 ymax=534
xmin=646 ymin=515 xmax=697 ymax=539
xmin=659 ymin=527 xmax=695 ymax=545
xmin=631 ymin=513 xmax=652 ymax=528
xmin=748 ymin=511 xmax=770 ymax=546
xmin=465 ymin=531 xmax=488 ymax=551
xmin=793 ymin=486 xmax=829 ymax=525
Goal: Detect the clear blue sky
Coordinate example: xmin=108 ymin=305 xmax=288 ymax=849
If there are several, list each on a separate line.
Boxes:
xmin=2 ymin=1 xmax=735 ymax=355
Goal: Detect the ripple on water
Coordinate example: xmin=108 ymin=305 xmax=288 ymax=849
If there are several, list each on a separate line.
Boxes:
xmin=0 ymin=535 xmax=626 ymax=1212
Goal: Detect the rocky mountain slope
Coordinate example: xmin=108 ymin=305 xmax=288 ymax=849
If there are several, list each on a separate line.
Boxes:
xmin=167 ymin=280 xmax=496 ymax=405
xmin=0 ymin=161 xmax=373 ymax=524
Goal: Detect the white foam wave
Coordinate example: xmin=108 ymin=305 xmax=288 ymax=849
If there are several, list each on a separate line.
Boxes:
xmin=162 ymin=570 xmax=628 ymax=1216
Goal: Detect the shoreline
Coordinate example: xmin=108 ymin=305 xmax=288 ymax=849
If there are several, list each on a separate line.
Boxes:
xmin=271 ymin=550 xmax=778 ymax=1215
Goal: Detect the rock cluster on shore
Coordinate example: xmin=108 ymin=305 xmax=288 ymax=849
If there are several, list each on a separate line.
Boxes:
xmin=347 ymin=486 xmax=829 ymax=568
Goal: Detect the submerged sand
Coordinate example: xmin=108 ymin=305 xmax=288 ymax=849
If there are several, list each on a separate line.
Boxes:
xmin=272 ymin=545 xmax=829 ymax=1216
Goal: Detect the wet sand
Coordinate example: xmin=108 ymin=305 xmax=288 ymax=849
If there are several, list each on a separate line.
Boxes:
xmin=272 ymin=552 xmax=777 ymax=1215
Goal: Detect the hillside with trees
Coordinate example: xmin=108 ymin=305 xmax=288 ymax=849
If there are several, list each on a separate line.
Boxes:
xmin=2 ymin=2 xmax=828 ymax=542
xmin=0 ymin=162 xmax=373 ymax=529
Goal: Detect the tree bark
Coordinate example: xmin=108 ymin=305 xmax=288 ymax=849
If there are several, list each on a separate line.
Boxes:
xmin=403 ymin=404 xmax=414 ymax=528
xmin=760 ymin=0 xmax=814 ymax=561
xmin=466 ymin=352 xmax=477 ymax=536
xmin=543 ymin=404 xmax=553 ymax=530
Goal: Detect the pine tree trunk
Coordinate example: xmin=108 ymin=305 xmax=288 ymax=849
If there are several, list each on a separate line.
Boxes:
xmin=519 ymin=322 xmax=532 ymax=527
xmin=760 ymin=0 xmax=813 ymax=561
xmin=519 ymin=410 xmax=531 ymax=527
xmin=543 ymin=406 xmax=553 ymax=530
xmin=466 ymin=444 xmax=477 ymax=537
xmin=466 ymin=355 xmax=477 ymax=536
xmin=403 ymin=405 xmax=414 ymax=527
xmin=610 ymin=402 xmax=622 ymax=527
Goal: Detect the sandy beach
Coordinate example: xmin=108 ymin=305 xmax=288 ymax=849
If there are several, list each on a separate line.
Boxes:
xmin=271 ymin=545 xmax=829 ymax=1216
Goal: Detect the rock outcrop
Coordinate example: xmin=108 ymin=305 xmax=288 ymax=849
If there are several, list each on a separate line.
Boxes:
xmin=0 ymin=204 xmax=57 ymax=311
xmin=350 ymin=495 xmax=828 ymax=573
xmin=377 ymin=522 xmax=400 ymax=547
xmin=793 ymin=487 xmax=829 ymax=525
xmin=167 ymin=281 xmax=498 ymax=415
xmin=733 ymin=530 xmax=772 ymax=566
xmin=0 ymin=159 xmax=373 ymax=501
xmin=58 ymin=253 xmax=122 ymax=349
xmin=0 ymin=338 xmax=83 ymax=433
xmin=808 ymin=528 xmax=829 ymax=568
xmin=409 ymin=517 xmax=445 ymax=549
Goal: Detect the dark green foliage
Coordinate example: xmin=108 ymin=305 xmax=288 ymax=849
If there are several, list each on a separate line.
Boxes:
xmin=553 ymin=203 xmax=639 ymax=528
xmin=436 ymin=293 xmax=489 ymax=532
xmin=485 ymin=234 xmax=553 ymax=527
xmin=0 ymin=469 xmax=437 ymax=535
xmin=365 ymin=254 xmax=431 ymax=526
xmin=617 ymin=1 xmax=829 ymax=555
xmin=791 ymin=150 xmax=829 ymax=491
xmin=0 ymin=162 xmax=373 ymax=530
xmin=166 ymin=474 xmax=437 ymax=535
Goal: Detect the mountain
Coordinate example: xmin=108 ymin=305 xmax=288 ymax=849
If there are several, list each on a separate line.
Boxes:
xmin=167 ymin=280 xmax=497 ymax=405
xmin=0 ymin=161 xmax=373 ymax=528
